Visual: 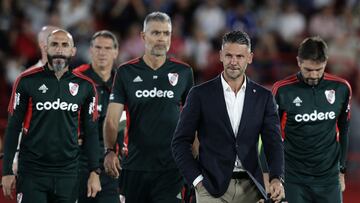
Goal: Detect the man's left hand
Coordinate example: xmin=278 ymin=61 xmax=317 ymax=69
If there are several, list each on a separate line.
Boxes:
xmin=269 ymin=178 xmax=285 ymax=203
xmin=87 ymin=172 xmax=101 ymax=198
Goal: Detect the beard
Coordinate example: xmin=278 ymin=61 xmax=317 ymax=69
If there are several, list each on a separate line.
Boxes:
xmin=47 ymin=54 xmax=72 ymax=72
xmin=150 ymin=45 xmax=168 ymax=56
xmin=304 ymin=78 xmax=319 ymax=86
xmin=224 ymin=65 xmax=245 ymax=80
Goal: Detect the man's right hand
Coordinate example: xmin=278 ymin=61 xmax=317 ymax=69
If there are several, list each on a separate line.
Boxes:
xmin=103 ymin=151 xmax=121 ymax=178
xmin=2 ymin=175 xmax=16 ymax=199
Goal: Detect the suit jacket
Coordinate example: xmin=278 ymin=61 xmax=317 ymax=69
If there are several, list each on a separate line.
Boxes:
xmin=172 ymin=75 xmax=284 ymax=198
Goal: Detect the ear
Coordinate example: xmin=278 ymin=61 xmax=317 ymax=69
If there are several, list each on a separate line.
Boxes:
xmin=44 ymin=44 xmax=48 ymax=53
xmin=71 ymin=47 xmax=77 ymax=57
xmin=141 ymin=31 xmax=145 ymax=41
xmin=113 ymin=48 xmax=119 ymax=59
xmin=296 ymin=56 xmax=301 ymax=67
xmin=89 ymin=46 xmax=93 ymax=58
xmin=219 ymin=50 xmax=223 ymax=62
xmin=248 ymin=52 xmax=254 ymax=64
xmin=39 ymin=42 xmax=46 ymax=50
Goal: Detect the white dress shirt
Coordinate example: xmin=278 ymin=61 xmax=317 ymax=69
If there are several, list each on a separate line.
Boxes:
xmin=193 ymin=74 xmax=247 ymax=187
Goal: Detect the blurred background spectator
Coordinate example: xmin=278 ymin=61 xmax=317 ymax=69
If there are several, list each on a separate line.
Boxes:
xmin=0 ymin=0 xmax=360 ymax=202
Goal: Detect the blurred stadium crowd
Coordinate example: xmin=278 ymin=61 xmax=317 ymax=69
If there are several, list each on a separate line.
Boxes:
xmin=0 ymin=0 xmax=360 ymax=201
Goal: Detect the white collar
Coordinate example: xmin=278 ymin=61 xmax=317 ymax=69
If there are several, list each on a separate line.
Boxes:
xmin=220 ymin=73 xmax=247 ymax=93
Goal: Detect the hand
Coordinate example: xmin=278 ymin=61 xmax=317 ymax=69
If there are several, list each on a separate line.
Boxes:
xmin=2 ymin=175 xmax=16 ymax=199
xmin=78 ymin=138 xmax=83 ymax=146
xmin=269 ymin=178 xmax=285 ymax=203
xmin=339 ymin=173 xmax=345 ymax=192
xmin=87 ymin=172 xmax=101 ymax=198
xmin=103 ymin=151 xmax=121 ymax=178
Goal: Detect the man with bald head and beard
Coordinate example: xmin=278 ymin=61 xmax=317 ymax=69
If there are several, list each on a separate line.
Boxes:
xmin=12 ymin=25 xmax=60 ymax=175
xmin=2 ymin=29 xmax=101 ymax=203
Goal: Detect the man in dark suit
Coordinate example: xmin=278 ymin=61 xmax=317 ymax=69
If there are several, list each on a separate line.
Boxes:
xmin=172 ymin=30 xmax=285 ymax=203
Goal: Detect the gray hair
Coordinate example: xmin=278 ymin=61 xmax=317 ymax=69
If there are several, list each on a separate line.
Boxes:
xmin=143 ymin=12 xmax=172 ymax=32
xmin=91 ymin=30 xmax=119 ymax=49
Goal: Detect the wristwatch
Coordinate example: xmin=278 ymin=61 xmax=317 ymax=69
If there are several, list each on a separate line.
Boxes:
xmin=105 ymin=148 xmax=116 ymax=156
xmin=91 ymin=167 xmax=102 ymax=175
xmin=269 ymin=175 xmax=284 ymax=184
xmin=340 ymin=166 xmax=346 ymax=174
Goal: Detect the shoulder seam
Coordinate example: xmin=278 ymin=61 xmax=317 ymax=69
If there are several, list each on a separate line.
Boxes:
xmin=272 ymin=75 xmax=298 ymax=95
xmin=324 ymin=73 xmax=352 ymax=96
xmin=8 ymin=66 xmax=44 ymax=114
xmin=73 ymin=64 xmax=91 ymax=73
xmin=169 ymin=57 xmax=191 ymax=67
xmin=119 ymin=57 xmax=141 ymax=67
xmin=72 ymin=71 xmax=99 ymax=121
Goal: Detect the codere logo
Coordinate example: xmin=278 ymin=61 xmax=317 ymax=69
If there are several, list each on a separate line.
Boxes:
xmin=294 ymin=110 xmax=336 ymax=122
xmin=135 ymin=87 xmax=174 ymax=98
xmin=36 ymin=98 xmax=79 ymax=112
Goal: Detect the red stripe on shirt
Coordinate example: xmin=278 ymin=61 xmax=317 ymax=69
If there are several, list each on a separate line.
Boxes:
xmin=280 ymin=112 xmax=287 ymax=140
xmin=272 ymin=74 xmax=298 ymax=95
xmin=123 ymin=105 xmax=130 ymax=157
xmin=324 ymin=73 xmax=352 ymax=120
xmin=22 ymin=97 xmax=33 ymax=135
xmin=72 ymin=71 xmax=99 ymax=121
xmin=119 ymin=57 xmax=140 ymax=67
xmin=8 ymin=67 xmax=44 ymax=114
xmin=73 ymin=64 xmax=91 ymax=73
xmin=169 ymin=57 xmax=191 ymax=67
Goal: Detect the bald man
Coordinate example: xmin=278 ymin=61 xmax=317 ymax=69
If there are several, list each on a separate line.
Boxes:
xmin=12 ymin=25 xmax=60 ymax=175
xmin=2 ymin=29 xmax=101 ymax=203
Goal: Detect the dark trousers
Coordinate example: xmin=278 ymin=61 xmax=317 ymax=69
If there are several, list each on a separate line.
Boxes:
xmin=119 ymin=169 xmax=183 ymax=203
xmin=16 ymin=174 xmax=78 ymax=203
xmin=285 ymin=181 xmax=342 ymax=203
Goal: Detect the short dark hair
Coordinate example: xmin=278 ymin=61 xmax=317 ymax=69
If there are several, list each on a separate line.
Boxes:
xmin=222 ymin=30 xmax=251 ymax=50
xmin=143 ymin=12 xmax=171 ymax=32
xmin=298 ymin=36 xmax=328 ymax=62
xmin=90 ymin=30 xmax=119 ymax=49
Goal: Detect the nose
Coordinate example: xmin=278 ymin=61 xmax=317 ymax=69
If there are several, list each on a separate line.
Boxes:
xmin=309 ymin=71 xmax=318 ymax=78
xmin=230 ymin=56 xmax=237 ymax=65
xmin=98 ymin=48 xmax=106 ymax=55
xmin=54 ymin=46 xmax=64 ymax=54
xmin=158 ymin=33 xmax=167 ymax=41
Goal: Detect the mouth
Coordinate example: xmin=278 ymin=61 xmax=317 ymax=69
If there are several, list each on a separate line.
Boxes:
xmin=51 ymin=55 xmax=67 ymax=60
xmin=98 ymin=58 xmax=107 ymax=62
xmin=154 ymin=45 xmax=166 ymax=49
xmin=228 ymin=66 xmax=240 ymax=71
